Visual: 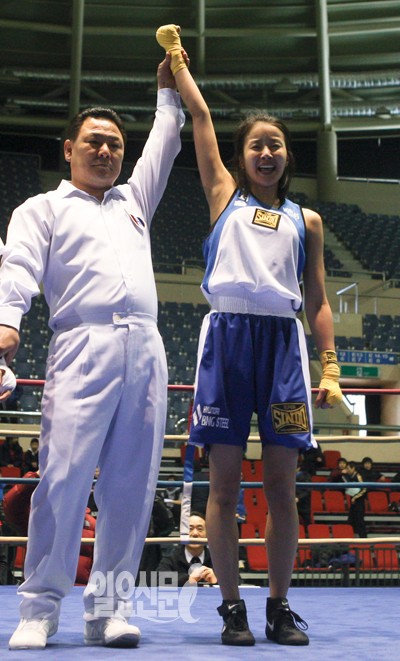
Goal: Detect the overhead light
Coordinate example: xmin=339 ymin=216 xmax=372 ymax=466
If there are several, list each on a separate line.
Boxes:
xmin=375 ymin=106 xmax=392 ymax=119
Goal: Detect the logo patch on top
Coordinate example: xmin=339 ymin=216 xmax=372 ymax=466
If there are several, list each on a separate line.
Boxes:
xmin=252 ymin=208 xmax=281 ymax=230
xmin=271 ymin=402 xmax=309 ymax=434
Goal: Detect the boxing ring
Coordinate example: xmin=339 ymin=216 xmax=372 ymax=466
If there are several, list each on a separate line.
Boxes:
xmin=0 ymin=584 xmax=398 ymax=659
xmin=0 ymin=383 xmax=399 ymax=658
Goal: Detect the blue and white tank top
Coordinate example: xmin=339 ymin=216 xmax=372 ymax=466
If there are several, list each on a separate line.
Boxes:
xmin=201 ymin=190 xmax=306 ymax=314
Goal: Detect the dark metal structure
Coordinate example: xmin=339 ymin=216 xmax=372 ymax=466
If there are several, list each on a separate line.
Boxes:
xmin=0 ymin=0 xmax=399 ymax=139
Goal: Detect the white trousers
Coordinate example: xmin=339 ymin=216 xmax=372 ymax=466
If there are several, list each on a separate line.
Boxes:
xmin=18 ymin=318 xmax=168 ymax=622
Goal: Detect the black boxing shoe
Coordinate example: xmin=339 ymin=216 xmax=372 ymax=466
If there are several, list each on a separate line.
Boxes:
xmin=266 ymin=597 xmax=309 ymax=646
xmin=217 ymin=599 xmax=255 ymax=646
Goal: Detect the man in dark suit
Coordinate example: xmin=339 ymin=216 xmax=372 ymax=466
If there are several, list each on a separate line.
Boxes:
xmin=156 ymin=512 xmax=217 ymax=586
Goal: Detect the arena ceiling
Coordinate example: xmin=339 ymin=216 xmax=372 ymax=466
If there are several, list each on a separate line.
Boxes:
xmin=0 ymin=0 xmax=399 ymax=140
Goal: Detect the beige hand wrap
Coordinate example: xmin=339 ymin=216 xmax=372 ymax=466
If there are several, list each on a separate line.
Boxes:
xmin=319 ymin=350 xmax=342 ymax=406
xmin=156 ymin=24 xmax=187 ymax=76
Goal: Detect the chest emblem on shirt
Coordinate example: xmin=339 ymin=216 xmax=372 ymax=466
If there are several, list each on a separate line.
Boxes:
xmin=125 ymin=209 xmax=146 ymax=231
xmin=252 ymin=208 xmax=281 ymax=230
xmin=271 ymin=402 xmax=309 ymax=434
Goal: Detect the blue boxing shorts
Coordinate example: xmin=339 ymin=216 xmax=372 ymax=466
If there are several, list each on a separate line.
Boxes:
xmin=189 ymin=312 xmax=315 ymax=451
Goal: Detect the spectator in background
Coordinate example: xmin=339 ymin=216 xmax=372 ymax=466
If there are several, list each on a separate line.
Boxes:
xmin=156 ymin=511 xmax=217 ymax=587
xmin=137 ymin=493 xmax=175 ymax=585
xmin=342 ymin=461 xmax=367 ymax=538
xmin=300 ymin=443 xmax=325 ymax=477
xmin=329 ymin=457 xmax=348 ymax=482
xmin=359 ymin=457 xmax=385 ymax=483
xmin=23 ymin=438 xmax=39 ymax=473
xmin=2 ymin=471 xmax=96 ymax=584
xmin=0 ymin=437 xmax=23 ymax=471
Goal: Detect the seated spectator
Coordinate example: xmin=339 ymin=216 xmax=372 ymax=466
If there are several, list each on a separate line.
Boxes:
xmin=391 ymin=471 xmax=400 ymax=483
xmin=359 ymin=457 xmax=385 ymax=483
xmin=0 ymin=437 xmax=24 ymax=471
xmin=23 ymin=438 xmax=39 ymax=473
xmin=156 ymin=511 xmax=217 ymax=587
xmin=329 ymin=457 xmax=348 ymax=482
xmin=2 ymin=470 xmax=96 ymax=584
xmin=300 ymin=443 xmax=325 ymax=476
xmin=137 ymin=492 xmax=175 ymax=585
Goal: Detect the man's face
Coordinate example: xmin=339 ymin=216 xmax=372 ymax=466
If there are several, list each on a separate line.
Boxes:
xmin=187 ymin=515 xmax=206 ymax=554
xmin=64 ymin=116 xmax=125 ymax=200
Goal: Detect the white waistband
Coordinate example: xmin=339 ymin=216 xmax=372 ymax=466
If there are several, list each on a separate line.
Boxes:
xmin=208 ymin=295 xmax=297 ymax=317
xmin=52 ymin=311 xmax=157 ymax=331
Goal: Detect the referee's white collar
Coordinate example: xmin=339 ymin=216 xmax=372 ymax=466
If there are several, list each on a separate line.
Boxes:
xmin=185 ymin=548 xmax=205 ymax=564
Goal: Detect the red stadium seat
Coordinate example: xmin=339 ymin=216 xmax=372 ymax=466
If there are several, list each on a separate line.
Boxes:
xmin=246 ymin=546 xmax=268 ymax=571
xmin=324 ymin=490 xmax=347 ymax=513
xmin=331 ymin=524 xmax=354 ymax=539
xmin=308 ymin=523 xmax=331 ymax=539
xmin=241 ymin=460 xmax=254 ymax=481
xmin=241 ymin=523 xmax=257 ymax=540
xmin=367 ymin=491 xmax=388 ymax=513
xmin=0 ymin=466 xmax=21 ymax=477
xmin=311 ymin=490 xmax=325 ymax=514
xmin=374 ymin=544 xmax=399 ymax=570
xmin=323 ymin=450 xmax=341 ymax=469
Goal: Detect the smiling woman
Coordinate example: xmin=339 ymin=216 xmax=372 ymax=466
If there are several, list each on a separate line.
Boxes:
xmin=156 ymin=24 xmax=343 ymax=648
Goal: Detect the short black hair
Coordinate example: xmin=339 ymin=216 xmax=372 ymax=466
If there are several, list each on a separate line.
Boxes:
xmin=190 ymin=510 xmax=206 ymax=521
xmin=65 ymin=107 xmax=127 ymax=146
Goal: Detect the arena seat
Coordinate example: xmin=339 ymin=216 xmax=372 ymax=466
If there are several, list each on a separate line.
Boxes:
xmin=324 ymin=490 xmax=347 ymax=513
xmin=322 ymin=450 xmax=341 ymax=469
xmin=246 ymin=545 xmax=268 ymax=571
xmin=311 ymin=490 xmax=325 ymax=514
xmin=331 ymin=524 xmax=354 ymax=539
xmin=374 ymin=544 xmax=399 ymax=571
xmin=308 ymin=523 xmax=331 ymax=539
xmin=0 ymin=466 xmax=21 ymax=478
xmin=367 ymin=491 xmax=389 ymax=513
